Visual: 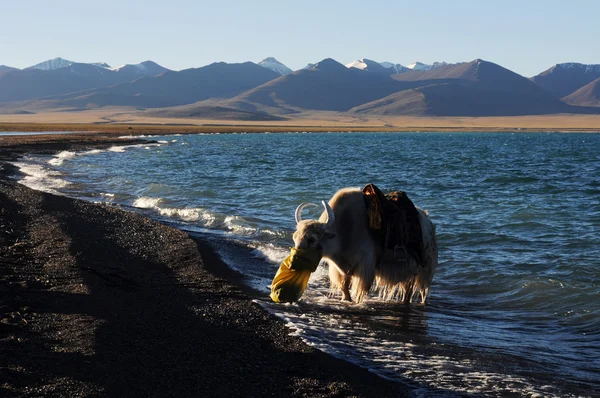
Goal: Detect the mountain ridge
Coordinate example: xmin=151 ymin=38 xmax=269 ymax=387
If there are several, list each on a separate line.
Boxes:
xmin=531 ymin=62 xmax=600 ymax=98
xmin=1 ymin=56 xmax=599 ymax=118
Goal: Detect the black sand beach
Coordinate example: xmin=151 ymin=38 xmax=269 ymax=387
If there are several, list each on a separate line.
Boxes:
xmin=0 ymin=134 xmax=410 ymax=397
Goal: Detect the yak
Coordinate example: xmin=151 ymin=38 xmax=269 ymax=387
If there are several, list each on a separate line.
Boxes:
xmin=293 ymin=187 xmax=438 ymax=304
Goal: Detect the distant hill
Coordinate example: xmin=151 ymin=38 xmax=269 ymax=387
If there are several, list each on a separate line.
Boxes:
xmin=215 ymin=58 xmax=412 ymax=113
xmin=531 ymin=63 xmax=600 ymax=98
xmin=3 ymin=55 xmax=600 ymax=118
xmin=145 ymin=104 xmax=286 ymax=121
xmin=0 ymin=60 xmax=171 ymax=103
xmin=109 ymin=61 xmax=170 ymax=78
xmin=0 ymin=65 xmax=18 ymax=73
xmin=562 ymin=77 xmax=600 ymax=107
xmin=354 ymin=59 xmax=570 ymax=116
xmin=5 ymin=62 xmax=280 ymax=110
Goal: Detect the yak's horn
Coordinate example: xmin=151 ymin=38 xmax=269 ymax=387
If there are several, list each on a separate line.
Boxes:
xmin=322 ymin=200 xmax=335 ymax=229
xmin=295 ymin=202 xmax=317 ymax=224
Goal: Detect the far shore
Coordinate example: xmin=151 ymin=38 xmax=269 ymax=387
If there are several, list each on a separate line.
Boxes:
xmin=1 ymin=110 xmax=600 ymax=134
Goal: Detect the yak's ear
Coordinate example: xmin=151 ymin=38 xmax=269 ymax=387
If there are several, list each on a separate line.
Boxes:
xmin=323 ymin=231 xmax=336 ymax=240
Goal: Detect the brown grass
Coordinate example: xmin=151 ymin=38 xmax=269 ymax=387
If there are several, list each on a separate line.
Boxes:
xmin=1 ymin=108 xmax=599 ymax=134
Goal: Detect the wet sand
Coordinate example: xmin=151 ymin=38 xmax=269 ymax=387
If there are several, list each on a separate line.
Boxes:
xmin=0 ymin=134 xmax=411 ymax=397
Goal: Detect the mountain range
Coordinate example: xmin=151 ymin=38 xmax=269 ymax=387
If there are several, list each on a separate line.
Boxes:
xmin=1 ymin=56 xmax=599 ymax=119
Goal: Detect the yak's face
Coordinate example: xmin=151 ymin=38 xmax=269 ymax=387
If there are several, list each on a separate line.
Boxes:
xmin=293 ymin=220 xmax=335 ymax=250
xmin=293 ymin=200 xmax=336 ymax=250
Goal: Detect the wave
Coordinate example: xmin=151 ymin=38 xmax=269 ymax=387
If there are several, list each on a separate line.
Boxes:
xmin=132 ymin=196 xmax=162 ymax=208
xmin=48 ymin=148 xmax=105 ymax=166
xmin=11 ymin=162 xmax=71 ymax=194
xmin=48 ymin=151 xmax=78 ymax=166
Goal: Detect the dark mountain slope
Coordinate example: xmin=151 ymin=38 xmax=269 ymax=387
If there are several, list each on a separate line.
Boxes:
xmin=225 ymin=58 xmax=412 ymax=112
xmin=563 ymin=77 xmax=600 ymax=107
xmin=1 ymin=62 xmax=280 ymax=110
xmin=0 ymin=61 xmax=170 ymax=103
xmin=355 ymin=59 xmax=570 ymax=116
xmin=531 ymin=63 xmax=600 ymax=98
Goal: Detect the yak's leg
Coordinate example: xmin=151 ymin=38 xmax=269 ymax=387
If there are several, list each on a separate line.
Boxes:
xmin=421 ymin=287 xmax=430 ymax=304
xmin=341 ymin=275 xmax=352 ymax=301
xmin=403 ymin=281 xmax=414 ymax=305
xmin=328 ymin=262 xmax=352 ymax=301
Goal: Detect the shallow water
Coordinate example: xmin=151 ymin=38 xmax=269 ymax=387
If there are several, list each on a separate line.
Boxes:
xmin=13 ymin=132 xmax=600 ymax=397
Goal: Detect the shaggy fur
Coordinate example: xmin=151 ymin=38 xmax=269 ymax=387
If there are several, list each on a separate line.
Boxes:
xmin=293 ymin=188 xmax=438 ymax=304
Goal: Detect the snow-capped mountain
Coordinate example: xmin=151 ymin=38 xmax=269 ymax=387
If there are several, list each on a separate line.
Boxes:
xmin=27 ymin=57 xmax=74 ymax=71
xmin=555 ymin=62 xmax=600 ymax=74
xmin=407 ymin=61 xmax=449 ymax=71
xmin=379 ymin=62 xmax=409 ymax=73
xmin=258 ymin=57 xmax=292 ymax=75
xmin=25 ymin=58 xmax=168 ymax=76
xmin=345 ymin=59 xmax=371 ymax=70
xmin=345 ymin=58 xmax=386 ymax=72
xmin=531 ymin=62 xmax=600 ymax=98
xmin=346 ymin=58 xmax=408 ymax=74
xmin=110 ymin=61 xmax=169 ymax=76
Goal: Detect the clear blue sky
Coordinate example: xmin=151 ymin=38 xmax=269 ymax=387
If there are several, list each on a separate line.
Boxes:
xmin=2 ymin=0 xmax=598 ymax=77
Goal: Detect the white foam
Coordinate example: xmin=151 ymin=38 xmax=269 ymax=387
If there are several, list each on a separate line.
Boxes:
xmin=108 ymin=146 xmax=126 ymax=152
xmin=157 ymin=207 xmax=202 ymax=222
xmin=48 ymin=151 xmax=77 ymax=166
xmin=132 ymin=196 xmax=162 ymax=208
xmin=224 ymin=215 xmax=257 ymax=235
xmin=100 ymin=192 xmax=115 ymax=201
xmin=249 ymin=242 xmax=289 ymax=264
xmin=12 ymin=162 xmax=70 ymax=194
xmin=47 ymin=148 xmax=105 ymax=166
xmin=254 ymin=294 xmax=566 ymax=397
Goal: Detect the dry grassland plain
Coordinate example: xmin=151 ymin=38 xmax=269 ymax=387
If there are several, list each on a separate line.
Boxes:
xmin=0 ymin=108 xmax=599 ymax=135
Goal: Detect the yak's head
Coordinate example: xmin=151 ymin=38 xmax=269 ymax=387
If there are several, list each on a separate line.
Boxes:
xmin=292 ymin=201 xmax=336 ymax=251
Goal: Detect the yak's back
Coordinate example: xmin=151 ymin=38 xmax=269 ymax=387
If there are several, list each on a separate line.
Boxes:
xmin=363 ymin=184 xmax=425 ymax=265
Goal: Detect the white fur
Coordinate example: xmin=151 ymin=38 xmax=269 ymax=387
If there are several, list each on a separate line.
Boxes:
xmin=293 ymin=187 xmax=438 ymax=304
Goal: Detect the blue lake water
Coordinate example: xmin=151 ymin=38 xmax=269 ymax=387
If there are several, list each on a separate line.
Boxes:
xmin=13 ymin=132 xmax=600 ymax=397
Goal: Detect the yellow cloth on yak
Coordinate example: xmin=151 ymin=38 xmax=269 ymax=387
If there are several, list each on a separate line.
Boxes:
xmin=270 ymin=247 xmax=322 ymax=303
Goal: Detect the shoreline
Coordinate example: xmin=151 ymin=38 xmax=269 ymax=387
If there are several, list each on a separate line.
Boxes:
xmin=0 ymin=135 xmax=413 ymax=396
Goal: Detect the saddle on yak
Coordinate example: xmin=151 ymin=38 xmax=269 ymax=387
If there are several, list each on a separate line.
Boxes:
xmin=363 ymin=183 xmax=425 ymax=266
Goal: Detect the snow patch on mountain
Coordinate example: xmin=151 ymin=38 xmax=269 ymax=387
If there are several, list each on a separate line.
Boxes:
xmin=379 ymin=62 xmax=409 ymax=73
xmin=27 ymin=57 xmax=74 ymax=71
xmin=407 ymin=61 xmax=449 ymax=71
xmin=258 ymin=57 xmax=292 ymax=75
xmin=345 ymin=58 xmax=408 ymax=74
xmin=109 ymin=61 xmax=168 ymax=76
xmin=346 ymin=59 xmax=370 ymax=70
xmin=556 ymin=62 xmax=600 ymax=73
